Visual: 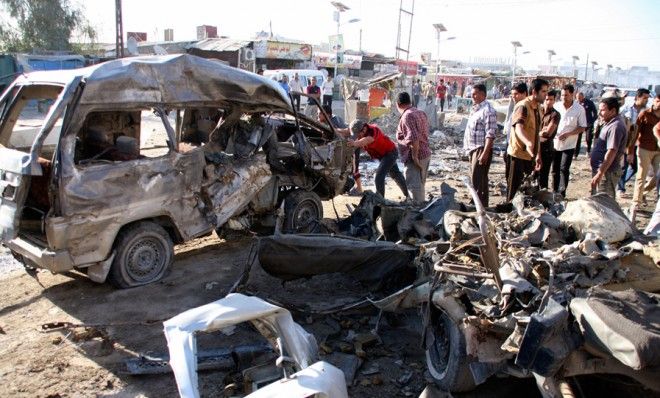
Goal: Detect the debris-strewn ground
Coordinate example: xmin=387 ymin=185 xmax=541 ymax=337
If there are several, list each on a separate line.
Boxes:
xmin=0 ymin=113 xmax=656 ymax=397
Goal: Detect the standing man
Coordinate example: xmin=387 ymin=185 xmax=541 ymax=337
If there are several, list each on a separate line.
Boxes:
xmin=630 ymin=94 xmax=660 ymax=220
xmin=617 ymin=88 xmax=651 ymax=197
xmin=464 ymin=81 xmax=474 ymax=99
xmin=412 ymin=79 xmax=422 ymax=108
xmin=289 ymin=73 xmax=303 ymax=112
xmin=576 ymin=91 xmax=598 ymax=157
xmin=552 ymin=84 xmax=587 ymax=198
xmin=538 ymin=90 xmax=561 ymax=189
xmin=590 ymin=97 xmax=627 ymax=198
xmin=279 ymin=74 xmax=290 ymax=95
xmin=436 ymin=79 xmax=447 ymax=112
xmin=322 ymin=76 xmax=335 ymax=108
xmin=462 ymin=83 xmax=497 ymax=206
xmin=425 ymin=80 xmax=436 ymax=106
xmin=506 ymin=78 xmax=548 ymax=201
xmin=396 ymin=92 xmax=431 ymax=203
xmin=305 ymin=77 xmax=321 ymax=118
xmin=348 ymin=120 xmax=409 ymax=200
xmin=503 ymin=82 xmax=529 ymax=189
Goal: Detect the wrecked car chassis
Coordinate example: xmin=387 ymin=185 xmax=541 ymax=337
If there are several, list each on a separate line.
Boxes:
xmin=400 ymin=179 xmax=660 ymax=397
xmin=0 ymin=55 xmax=352 ymax=288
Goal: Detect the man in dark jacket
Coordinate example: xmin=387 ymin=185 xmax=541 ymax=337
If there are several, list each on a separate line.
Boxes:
xmin=576 ymin=91 xmax=598 ymax=157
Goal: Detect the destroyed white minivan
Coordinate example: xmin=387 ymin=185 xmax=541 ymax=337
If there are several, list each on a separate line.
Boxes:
xmin=0 ymin=55 xmax=352 ymax=288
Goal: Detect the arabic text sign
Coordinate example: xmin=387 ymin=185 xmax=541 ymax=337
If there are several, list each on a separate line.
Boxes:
xmin=254 ymin=41 xmax=312 ymax=60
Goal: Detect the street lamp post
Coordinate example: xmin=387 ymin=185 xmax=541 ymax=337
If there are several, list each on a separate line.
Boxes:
xmin=591 ymin=61 xmax=598 ymax=81
xmin=433 ymin=23 xmax=447 ymax=76
xmin=331 ymin=1 xmax=350 ymax=79
xmin=511 ymin=41 xmax=522 ymax=86
xmin=572 ymin=55 xmax=580 ymax=78
xmin=606 ymin=64 xmax=613 ymax=83
xmin=547 ymin=49 xmax=556 ymax=73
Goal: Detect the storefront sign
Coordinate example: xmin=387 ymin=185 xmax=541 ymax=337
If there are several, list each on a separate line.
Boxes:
xmin=313 ymin=51 xmax=362 ymax=69
xmin=254 ymin=40 xmax=312 ymax=60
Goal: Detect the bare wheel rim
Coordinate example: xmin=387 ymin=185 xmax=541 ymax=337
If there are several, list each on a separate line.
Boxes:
xmin=292 ymin=199 xmax=319 ymax=230
xmin=125 ymin=236 xmax=166 ymax=282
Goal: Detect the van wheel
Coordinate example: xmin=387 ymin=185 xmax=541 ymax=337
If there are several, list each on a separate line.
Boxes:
xmin=108 ymin=222 xmax=173 ymax=289
xmin=284 ymin=190 xmax=323 ymax=233
xmin=425 ymin=311 xmax=476 ymax=392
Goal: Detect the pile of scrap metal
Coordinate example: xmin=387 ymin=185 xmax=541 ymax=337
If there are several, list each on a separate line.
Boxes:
xmin=412 ymin=178 xmax=660 ymax=397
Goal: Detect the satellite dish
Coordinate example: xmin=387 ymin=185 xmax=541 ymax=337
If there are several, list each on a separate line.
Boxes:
xmin=154 ymin=45 xmax=168 ymax=55
xmin=127 ymin=36 xmax=139 ymax=55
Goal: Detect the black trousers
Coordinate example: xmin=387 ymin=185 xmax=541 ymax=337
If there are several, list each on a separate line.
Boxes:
xmin=538 ymin=148 xmax=554 ymax=189
xmin=322 ymin=94 xmax=333 ymax=108
xmin=584 ymin=126 xmax=594 ymax=153
xmin=507 ymin=156 xmax=533 ymax=202
xmin=552 ymin=149 xmax=574 ymax=197
xmin=470 ymin=147 xmax=492 ymax=207
xmin=292 ymin=94 xmax=301 ymax=111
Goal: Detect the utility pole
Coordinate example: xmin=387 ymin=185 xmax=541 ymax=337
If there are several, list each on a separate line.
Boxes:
xmin=395 ymin=0 xmax=415 ymax=81
xmin=115 ymin=0 xmax=124 ymax=58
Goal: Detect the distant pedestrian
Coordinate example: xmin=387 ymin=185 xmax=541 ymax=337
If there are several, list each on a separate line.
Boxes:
xmin=503 ymin=82 xmax=528 ymax=188
xmin=617 ymin=88 xmax=651 ymax=197
xmin=305 ymin=77 xmax=321 ymax=118
xmin=436 ymin=79 xmax=447 ymax=112
xmin=463 ymin=83 xmax=497 ymax=206
xmin=591 ymin=97 xmax=627 ymax=198
xmin=279 ymin=74 xmax=290 ymax=94
xmin=464 ymin=81 xmax=473 ymax=99
xmin=425 ymin=80 xmax=436 ymax=105
xmin=412 ymin=79 xmax=422 ymax=107
xmin=506 ymin=78 xmax=548 ymax=201
xmin=552 ymin=84 xmax=587 ymax=197
xmin=322 ymin=76 xmax=335 ymax=108
xmin=629 ymin=94 xmax=660 ymax=221
xmin=257 ymin=68 xmax=264 ymax=75
xmin=538 ymin=90 xmax=561 ymax=189
xmin=396 ymin=92 xmax=431 ymax=203
xmin=349 ymin=120 xmax=409 ymax=200
xmin=576 ymin=91 xmax=598 ymax=156
xmin=289 ymin=73 xmax=303 ymax=111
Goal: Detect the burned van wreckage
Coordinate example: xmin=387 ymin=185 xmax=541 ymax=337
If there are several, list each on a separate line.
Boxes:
xmin=0 ymin=54 xmax=352 ymax=288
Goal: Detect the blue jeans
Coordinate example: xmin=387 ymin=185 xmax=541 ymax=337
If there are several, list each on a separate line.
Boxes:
xmin=617 ymin=150 xmax=637 ymax=192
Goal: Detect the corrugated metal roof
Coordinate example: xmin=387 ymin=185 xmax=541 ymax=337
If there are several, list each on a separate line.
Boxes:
xmin=186 ymin=38 xmax=251 ymax=52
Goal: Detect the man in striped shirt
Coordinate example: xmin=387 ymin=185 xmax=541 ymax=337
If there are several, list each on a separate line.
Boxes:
xmin=396 ymin=92 xmax=431 ymax=203
xmin=463 ymin=83 xmax=497 ymax=206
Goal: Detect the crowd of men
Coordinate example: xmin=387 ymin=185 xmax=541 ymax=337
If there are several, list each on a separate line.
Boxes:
xmin=463 ymin=78 xmax=660 ymax=223
xmin=267 ymin=68 xmax=659 ymax=225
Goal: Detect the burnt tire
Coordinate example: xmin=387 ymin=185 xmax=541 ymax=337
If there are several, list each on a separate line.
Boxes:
xmin=425 ymin=311 xmax=476 ymax=392
xmin=283 ymin=190 xmax=323 ymax=233
xmin=108 ymin=221 xmax=173 ymax=289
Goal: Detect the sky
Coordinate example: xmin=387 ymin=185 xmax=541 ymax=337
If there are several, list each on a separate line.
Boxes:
xmin=74 ymin=0 xmax=660 ymax=71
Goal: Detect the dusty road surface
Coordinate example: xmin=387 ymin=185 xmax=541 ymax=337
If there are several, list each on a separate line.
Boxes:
xmin=0 ymin=114 xmax=657 ymax=398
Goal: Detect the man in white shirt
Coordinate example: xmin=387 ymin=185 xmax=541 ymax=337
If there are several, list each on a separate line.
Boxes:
xmin=289 ymin=73 xmax=303 ymax=112
xmin=322 ymin=76 xmax=335 ymax=108
xmin=552 ymin=84 xmax=587 ymax=197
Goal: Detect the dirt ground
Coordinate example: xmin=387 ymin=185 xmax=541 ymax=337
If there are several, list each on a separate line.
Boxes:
xmin=0 ymin=117 xmax=657 ymax=397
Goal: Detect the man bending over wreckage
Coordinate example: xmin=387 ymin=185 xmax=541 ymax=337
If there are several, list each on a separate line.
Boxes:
xmin=348 ymin=119 xmax=410 ymax=200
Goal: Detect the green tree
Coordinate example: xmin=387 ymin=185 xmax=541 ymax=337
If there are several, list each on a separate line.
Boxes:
xmin=0 ymin=0 xmax=97 ymax=53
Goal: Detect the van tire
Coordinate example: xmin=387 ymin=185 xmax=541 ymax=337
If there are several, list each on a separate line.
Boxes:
xmin=425 ymin=311 xmax=476 ymax=392
xmin=283 ymin=190 xmax=323 ymax=233
xmin=108 ymin=221 xmax=173 ymax=289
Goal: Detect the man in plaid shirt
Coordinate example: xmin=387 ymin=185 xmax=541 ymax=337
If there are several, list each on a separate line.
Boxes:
xmin=463 ymin=83 xmax=497 ymax=206
xmin=396 ymin=92 xmax=431 ymax=203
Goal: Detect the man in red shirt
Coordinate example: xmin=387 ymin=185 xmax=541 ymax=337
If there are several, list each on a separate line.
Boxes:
xmin=436 ymin=79 xmax=447 ymax=112
xmin=348 ymin=120 xmax=409 ymax=200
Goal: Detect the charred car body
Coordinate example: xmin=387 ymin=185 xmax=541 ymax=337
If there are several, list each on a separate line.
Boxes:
xmin=0 ymin=54 xmax=352 ymax=288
